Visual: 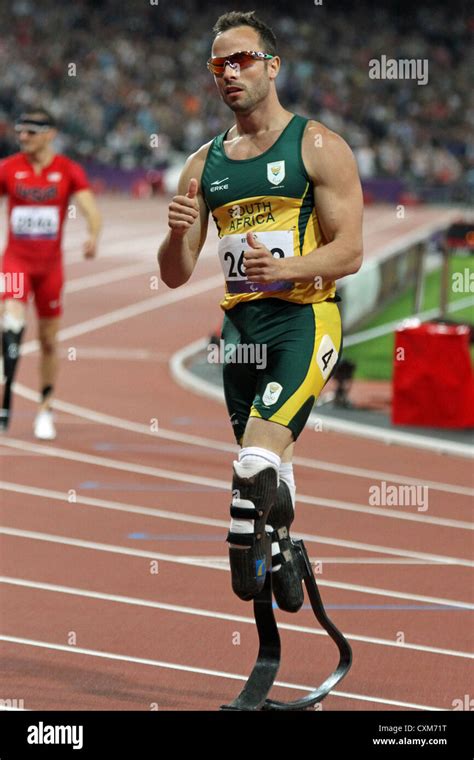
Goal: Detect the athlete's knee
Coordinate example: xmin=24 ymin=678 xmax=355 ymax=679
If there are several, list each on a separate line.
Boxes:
xmin=3 ymin=299 xmax=26 ymax=324
xmin=38 ymin=323 xmax=59 ymax=355
xmin=39 ymin=337 xmax=57 ymax=356
xmin=242 ymin=417 xmax=294 ymax=456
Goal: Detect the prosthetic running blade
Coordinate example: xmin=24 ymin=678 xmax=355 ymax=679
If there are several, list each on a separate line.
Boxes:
xmin=221 ymin=540 xmax=352 ymax=711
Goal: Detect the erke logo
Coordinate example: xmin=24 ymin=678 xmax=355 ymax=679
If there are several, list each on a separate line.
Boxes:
xmin=210 ymin=177 xmax=229 ymax=192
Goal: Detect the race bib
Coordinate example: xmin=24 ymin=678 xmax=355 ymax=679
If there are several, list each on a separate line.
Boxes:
xmin=11 ymin=206 xmax=60 ymax=239
xmin=218 ymin=230 xmax=295 ymax=294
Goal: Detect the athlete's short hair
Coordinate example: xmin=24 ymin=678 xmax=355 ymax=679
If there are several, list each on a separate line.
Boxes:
xmin=212 ymin=11 xmax=277 ymax=57
xmin=18 ymin=107 xmax=56 ymax=127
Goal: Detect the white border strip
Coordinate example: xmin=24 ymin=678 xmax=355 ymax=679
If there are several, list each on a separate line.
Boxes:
xmin=1 ymin=479 xmax=473 ymax=554
xmin=1 ymin=476 xmax=470 ymax=531
xmin=0 ymin=635 xmax=444 ymax=711
xmin=10 ymin=380 xmax=473 ymax=495
xmin=2 ymin=576 xmax=472 ymax=659
xmin=1 ymin=443 xmax=472 ymax=564
xmin=1 ymin=529 xmax=472 ymax=606
xmin=170 ymin=339 xmax=474 ymax=458
xmin=362 ymin=208 xmax=463 ymax=265
xmin=344 ymin=295 xmax=474 ymax=347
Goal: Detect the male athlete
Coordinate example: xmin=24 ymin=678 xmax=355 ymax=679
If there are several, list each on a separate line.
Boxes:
xmin=0 ymin=109 xmax=101 ymax=439
xmin=158 ymin=11 xmax=363 ymax=610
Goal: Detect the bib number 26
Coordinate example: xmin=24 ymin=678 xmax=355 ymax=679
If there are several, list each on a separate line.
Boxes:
xmin=223 ymin=247 xmax=285 ymax=279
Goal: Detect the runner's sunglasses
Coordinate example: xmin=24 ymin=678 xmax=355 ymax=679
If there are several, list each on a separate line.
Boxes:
xmin=207 ymin=51 xmax=274 ymax=76
xmin=15 ymin=119 xmax=54 ymax=135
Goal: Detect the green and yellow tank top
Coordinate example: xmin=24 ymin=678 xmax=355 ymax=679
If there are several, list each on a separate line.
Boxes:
xmin=201 ymin=113 xmax=336 ymax=311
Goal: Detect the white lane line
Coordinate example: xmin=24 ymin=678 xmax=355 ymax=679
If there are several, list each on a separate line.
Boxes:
xmin=0 ymin=479 xmax=226 ymax=527
xmin=19 ymin=273 xmax=223 ymax=356
xmin=64 ymin=232 xmax=176 ymax=264
xmin=1 ymin=529 xmax=472 ymax=608
xmin=1 ymin=576 xmax=472 ymax=660
xmin=0 ymin=480 xmax=459 ymax=567
xmin=0 ymin=436 xmax=228 ymax=488
xmin=292 ymin=456 xmax=474 ymax=498
xmin=0 ymin=481 xmax=467 ymax=566
xmin=1 ymin=432 xmax=471 ymax=536
xmin=363 ymin=209 xmax=463 ymax=264
xmin=0 ymin=635 xmax=444 ymax=711
xmin=181 ymin=556 xmax=464 ymax=566
xmin=344 ymin=296 xmax=474 ymax=347
xmin=295 ymin=497 xmax=471 ymax=530
xmin=10 ymin=359 xmax=472 ymax=500
xmin=3 ymin=474 xmax=463 ymax=571
xmin=65 ymin=261 xmax=155 ymax=293
xmin=1 ymin=479 xmax=472 ymax=568
xmin=172 ymin=338 xmax=474 ymax=459
xmin=11 ymin=381 xmax=473 ymax=499
xmin=308 ymin=411 xmax=474 ymax=458
xmin=56 ymin=347 xmax=169 ymax=361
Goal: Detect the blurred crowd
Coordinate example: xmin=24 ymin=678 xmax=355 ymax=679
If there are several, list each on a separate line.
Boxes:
xmin=0 ymin=0 xmax=472 ymax=192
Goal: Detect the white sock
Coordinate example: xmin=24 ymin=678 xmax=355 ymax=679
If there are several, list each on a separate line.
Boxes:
xmin=237 ymin=446 xmax=281 ymax=476
xmin=230 ymin=447 xmax=280 ymax=538
xmin=3 ymin=312 xmax=25 ymax=333
xmin=279 ymin=461 xmax=296 ymax=509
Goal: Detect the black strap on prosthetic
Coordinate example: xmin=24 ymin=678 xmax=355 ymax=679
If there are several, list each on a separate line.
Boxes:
xmin=1 ymin=326 xmax=25 ymax=420
xmin=227 ymin=505 xmax=262 ymax=546
xmin=269 ymin=525 xmax=291 ymax=567
xmin=226 ymin=466 xmax=277 ymax=547
xmin=221 ymin=540 xmax=352 ymax=711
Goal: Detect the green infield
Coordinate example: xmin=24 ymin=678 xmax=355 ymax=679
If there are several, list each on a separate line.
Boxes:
xmin=343 ymin=255 xmax=474 ymax=380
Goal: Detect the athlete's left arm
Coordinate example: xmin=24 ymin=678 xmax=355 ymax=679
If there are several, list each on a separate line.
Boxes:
xmin=74 ymin=189 xmax=102 ymax=259
xmin=282 ymin=127 xmax=363 ymax=282
xmin=243 ymin=126 xmax=363 ymax=284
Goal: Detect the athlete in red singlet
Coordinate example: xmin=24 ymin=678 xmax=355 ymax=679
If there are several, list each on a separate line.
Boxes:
xmin=0 ymin=108 xmax=102 ymax=438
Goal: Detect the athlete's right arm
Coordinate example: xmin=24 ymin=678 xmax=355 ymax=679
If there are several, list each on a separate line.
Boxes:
xmin=0 ymin=159 xmax=7 ymax=197
xmin=158 ymin=146 xmax=210 ymax=288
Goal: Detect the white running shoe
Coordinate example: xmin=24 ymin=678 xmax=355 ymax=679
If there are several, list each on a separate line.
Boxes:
xmin=34 ymin=409 xmax=56 ymax=440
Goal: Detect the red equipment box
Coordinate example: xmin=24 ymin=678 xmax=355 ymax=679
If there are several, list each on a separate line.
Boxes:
xmin=392 ymin=321 xmax=474 ymax=428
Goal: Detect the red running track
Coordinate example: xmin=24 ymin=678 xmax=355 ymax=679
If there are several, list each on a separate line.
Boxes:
xmin=0 ymin=198 xmax=472 ymax=711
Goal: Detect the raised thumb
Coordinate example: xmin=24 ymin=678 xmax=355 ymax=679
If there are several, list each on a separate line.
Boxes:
xmin=186 ymin=178 xmax=198 ymax=199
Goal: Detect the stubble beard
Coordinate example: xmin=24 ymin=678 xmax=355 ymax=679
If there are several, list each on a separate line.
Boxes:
xmin=225 ymin=77 xmax=270 ymax=114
